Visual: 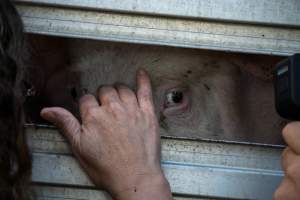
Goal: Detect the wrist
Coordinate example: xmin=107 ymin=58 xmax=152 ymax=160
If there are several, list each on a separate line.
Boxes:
xmin=112 ymin=171 xmax=172 ymax=200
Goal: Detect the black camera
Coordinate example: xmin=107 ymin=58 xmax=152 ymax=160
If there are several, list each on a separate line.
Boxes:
xmin=274 ymin=54 xmax=300 ymax=120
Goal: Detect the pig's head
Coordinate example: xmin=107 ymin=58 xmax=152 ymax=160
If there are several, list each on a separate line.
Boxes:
xmin=26 ymin=36 xmax=285 ymax=144
xmin=66 ymin=40 xmax=285 ymax=144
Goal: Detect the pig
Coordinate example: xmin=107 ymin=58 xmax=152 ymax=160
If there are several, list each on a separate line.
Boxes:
xmin=26 ymin=36 xmax=285 ymax=145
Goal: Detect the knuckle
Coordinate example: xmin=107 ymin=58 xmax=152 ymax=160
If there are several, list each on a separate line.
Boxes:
xmin=120 ymin=90 xmax=136 ymax=101
xmin=118 ymin=85 xmax=130 ymax=92
xmin=100 ymin=86 xmax=114 ymax=94
xmin=126 ymin=92 xmax=136 ymax=101
xmin=107 ymin=99 xmax=119 ymax=107
xmin=98 ymin=86 xmax=114 ymax=99
xmin=282 ymin=148 xmax=290 ymax=160
xmin=79 ymin=94 xmax=94 ymax=103
xmin=85 ymin=107 xmax=99 ymax=117
xmin=286 ymin=161 xmax=300 ymax=181
xmin=286 ymin=164 xmax=296 ymax=178
xmin=108 ymin=100 xmax=123 ymax=112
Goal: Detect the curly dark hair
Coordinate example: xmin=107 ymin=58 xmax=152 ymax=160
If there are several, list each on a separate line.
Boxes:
xmin=0 ymin=0 xmax=32 ymax=199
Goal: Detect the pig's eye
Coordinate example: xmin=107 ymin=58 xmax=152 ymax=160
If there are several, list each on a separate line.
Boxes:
xmin=165 ymin=91 xmax=184 ymax=107
xmin=163 ymin=87 xmax=190 ymax=114
xmin=161 ymin=87 xmax=190 ymax=116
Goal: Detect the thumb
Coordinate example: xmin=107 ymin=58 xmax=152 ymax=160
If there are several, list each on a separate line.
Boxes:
xmin=41 ymin=107 xmax=81 ymax=147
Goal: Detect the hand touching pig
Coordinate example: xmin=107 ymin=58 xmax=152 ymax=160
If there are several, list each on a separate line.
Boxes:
xmin=40 ymin=70 xmax=172 ymax=200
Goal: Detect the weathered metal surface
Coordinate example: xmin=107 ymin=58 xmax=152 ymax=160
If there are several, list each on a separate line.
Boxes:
xmin=33 ymin=185 xmax=211 ymax=200
xmin=27 ymin=127 xmax=283 ymax=199
xmin=14 ymin=0 xmax=300 ymax=27
xmin=15 ymin=1 xmax=293 ymax=198
xmin=33 ymin=185 xmax=112 ymax=200
xmin=16 ymin=5 xmax=300 ymax=56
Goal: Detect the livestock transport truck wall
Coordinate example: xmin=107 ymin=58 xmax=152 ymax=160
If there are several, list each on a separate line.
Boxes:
xmin=14 ymin=0 xmax=300 ymax=199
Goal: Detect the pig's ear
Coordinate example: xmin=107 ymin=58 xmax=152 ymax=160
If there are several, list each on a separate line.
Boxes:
xmin=229 ymin=54 xmax=283 ymax=81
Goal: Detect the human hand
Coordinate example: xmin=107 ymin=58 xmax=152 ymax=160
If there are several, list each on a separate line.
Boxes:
xmin=40 ymin=69 xmax=172 ymax=200
xmin=274 ymin=122 xmax=300 ymax=200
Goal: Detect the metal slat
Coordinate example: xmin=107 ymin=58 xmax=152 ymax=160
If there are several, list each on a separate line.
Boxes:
xmin=16 ymin=5 xmax=300 ymax=56
xmin=32 ymin=186 xmax=112 ymax=200
xmin=27 ymin=128 xmax=283 ymax=200
xmin=33 ymin=185 xmax=210 ymax=200
xmin=15 ymin=0 xmax=300 ymax=27
xmin=15 ymin=1 xmax=293 ymax=198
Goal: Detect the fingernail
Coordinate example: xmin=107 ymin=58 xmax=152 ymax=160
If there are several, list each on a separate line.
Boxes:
xmin=40 ymin=108 xmax=49 ymax=115
xmin=40 ymin=108 xmax=54 ymax=119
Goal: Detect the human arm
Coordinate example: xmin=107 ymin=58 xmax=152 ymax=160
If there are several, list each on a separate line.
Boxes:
xmin=40 ymin=70 xmax=172 ymax=200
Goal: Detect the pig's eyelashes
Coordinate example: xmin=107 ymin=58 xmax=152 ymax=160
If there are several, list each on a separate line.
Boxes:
xmin=163 ymin=88 xmax=190 ymax=115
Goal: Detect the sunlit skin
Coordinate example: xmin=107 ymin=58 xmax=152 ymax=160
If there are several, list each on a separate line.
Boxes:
xmin=274 ymin=122 xmax=300 ymax=200
xmin=40 ymin=69 xmax=172 ymax=200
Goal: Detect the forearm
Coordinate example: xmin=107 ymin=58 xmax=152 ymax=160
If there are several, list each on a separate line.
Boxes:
xmin=112 ymin=173 xmax=172 ymax=200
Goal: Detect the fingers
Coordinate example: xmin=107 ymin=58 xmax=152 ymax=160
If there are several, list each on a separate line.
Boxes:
xmin=97 ymin=86 xmax=121 ymax=105
xmin=282 ymin=148 xmax=300 ymax=189
xmin=279 ymin=123 xmax=300 ymax=199
xmin=282 ymin=148 xmax=297 ymax=172
xmin=41 ymin=107 xmax=81 ymax=148
xmin=80 ymin=69 xmax=153 ymax=114
xmin=136 ymin=69 xmax=154 ymax=113
xmin=274 ymin=178 xmax=299 ymax=200
xmin=283 ymin=122 xmax=300 ymax=154
xmin=116 ymin=84 xmax=138 ymax=108
xmin=80 ymin=94 xmax=99 ymax=117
